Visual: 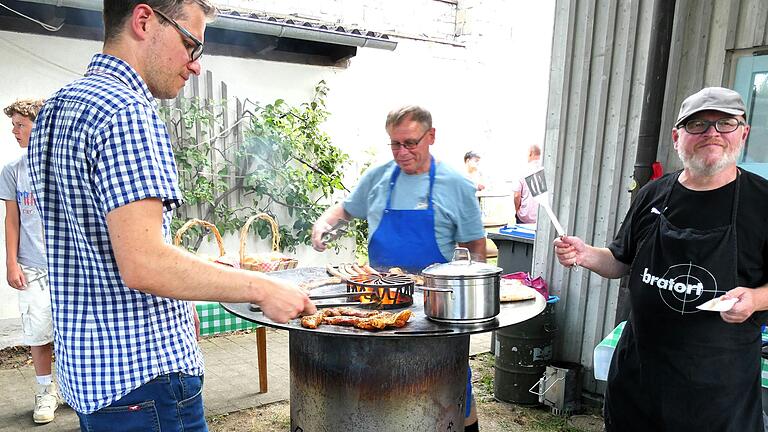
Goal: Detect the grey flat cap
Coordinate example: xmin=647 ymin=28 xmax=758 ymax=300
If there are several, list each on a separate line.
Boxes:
xmin=675 ymin=87 xmax=746 ymax=127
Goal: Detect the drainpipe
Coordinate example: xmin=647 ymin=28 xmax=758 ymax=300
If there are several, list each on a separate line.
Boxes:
xmin=615 ymin=0 xmax=677 ymax=324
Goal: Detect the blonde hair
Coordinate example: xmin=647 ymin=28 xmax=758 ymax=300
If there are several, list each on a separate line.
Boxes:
xmin=4 ymin=99 xmax=45 ymax=121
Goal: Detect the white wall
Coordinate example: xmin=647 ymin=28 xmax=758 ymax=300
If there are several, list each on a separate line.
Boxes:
xmin=0 ymin=0 xmax=555 ymax=318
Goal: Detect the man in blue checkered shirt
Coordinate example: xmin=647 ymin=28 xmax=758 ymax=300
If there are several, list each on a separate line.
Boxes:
xmin=27 ymin=1 xmax=316 ymax=430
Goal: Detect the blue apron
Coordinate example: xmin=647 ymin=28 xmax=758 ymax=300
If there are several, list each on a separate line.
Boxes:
xmin=368 ymin=157 xmax=447 ymax=273
xmin=367 ymin=157 xmax=474 ymax=418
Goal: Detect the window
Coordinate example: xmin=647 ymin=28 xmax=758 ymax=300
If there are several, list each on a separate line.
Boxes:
xmin=734 ymin=54 xmax=768 ymax=179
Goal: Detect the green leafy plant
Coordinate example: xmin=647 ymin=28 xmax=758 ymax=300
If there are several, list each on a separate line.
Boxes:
xmin=161 ymin=81 xmax=366 ymax=255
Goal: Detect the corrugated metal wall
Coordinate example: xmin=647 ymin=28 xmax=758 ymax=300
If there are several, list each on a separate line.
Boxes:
xmin=539 ymin=0 xmax=768 ymax=395
xmin=536 ymin=0 xmax=654 ymax=394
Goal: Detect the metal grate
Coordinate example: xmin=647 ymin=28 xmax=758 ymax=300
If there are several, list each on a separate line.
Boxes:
xmin=346 ymin=273 xmax=414 ymax=309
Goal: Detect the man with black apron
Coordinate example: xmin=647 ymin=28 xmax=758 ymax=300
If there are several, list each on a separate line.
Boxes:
xmin=311 ymin=105 xmax=487 ymax=431
xmin=554 ymin=87 xmax=768 ymax=431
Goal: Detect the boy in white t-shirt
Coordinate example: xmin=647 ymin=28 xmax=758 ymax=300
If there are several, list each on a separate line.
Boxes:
xmin=1 ymin=99 xmax=59 ymax=424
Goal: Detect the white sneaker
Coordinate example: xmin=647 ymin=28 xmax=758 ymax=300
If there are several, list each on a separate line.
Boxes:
xmin=33 ymin=383 xmax=59 ymax=424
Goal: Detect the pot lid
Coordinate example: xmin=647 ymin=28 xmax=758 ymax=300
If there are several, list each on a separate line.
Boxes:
xmin=422 ymin=248 xmax=502 ymax=277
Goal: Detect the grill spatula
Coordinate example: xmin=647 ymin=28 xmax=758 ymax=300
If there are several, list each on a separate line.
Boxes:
xmin=524 ymin=168 xmax=566 ymax=237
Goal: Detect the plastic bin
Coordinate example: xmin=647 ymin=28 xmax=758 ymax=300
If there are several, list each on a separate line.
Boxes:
xmin=488 ymin=230 xmax=535 ymax=274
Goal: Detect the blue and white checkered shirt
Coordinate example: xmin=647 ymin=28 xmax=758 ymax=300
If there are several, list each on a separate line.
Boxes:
xmin=28 ymin=54 xmax=204 ymax=414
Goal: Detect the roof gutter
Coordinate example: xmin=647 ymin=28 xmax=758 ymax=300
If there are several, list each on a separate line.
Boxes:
xmin=18 ymin=0 xmax=398 ymax=51
xmin=214 ymin=14 xmax=397 ymax=51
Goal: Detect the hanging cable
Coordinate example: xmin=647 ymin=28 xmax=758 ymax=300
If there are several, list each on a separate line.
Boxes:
xmin=0 ymin=1 xmax=64 ymax=31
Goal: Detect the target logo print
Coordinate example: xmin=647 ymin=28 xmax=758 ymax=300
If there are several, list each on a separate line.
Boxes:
xmin=640 ymin=264 xmax=721 ymax=314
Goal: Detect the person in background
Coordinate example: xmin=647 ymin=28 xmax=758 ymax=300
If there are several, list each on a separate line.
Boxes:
xmin=311 ymin=105 xmax=486 ymax=431
xmin=1 ymin=98 xmax=60 ymax=424
xmin=27 ymin=1 xmax=315 ymax=430
xmin=554 ymin=87 xmax=768 ymax=431
xmin=464 ymin=150 xmax=486 ymax=191
xmin=513 ymin=144 xmax=541 ymax=224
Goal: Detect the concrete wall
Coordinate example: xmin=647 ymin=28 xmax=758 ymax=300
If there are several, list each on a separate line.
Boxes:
xmin=0 ymin=0 xmax=556 ymax=319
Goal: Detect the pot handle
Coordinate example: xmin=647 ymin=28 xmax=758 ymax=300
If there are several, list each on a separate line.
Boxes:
xmin=452 ymin=247 xmax=471 ymax=263
xmin=420 ymin=286 xmax=454 ymax=293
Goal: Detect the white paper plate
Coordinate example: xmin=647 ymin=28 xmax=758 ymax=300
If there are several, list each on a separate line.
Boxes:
xmin=696 ymin=297 xmax=737 ymax=312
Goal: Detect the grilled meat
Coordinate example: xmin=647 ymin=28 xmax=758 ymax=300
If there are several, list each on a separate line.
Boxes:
xmin=300 ymin=311 xmax=328 ymax=329
xmin=299 ymin=308 xmax=411 ymax=330
xmin=353 ymin=310 xmax=412 ymax=331
xmin=333 ymin=307 xmax=381 ymax=318
xmin=323 ymin=316 xmax=362 ymax=326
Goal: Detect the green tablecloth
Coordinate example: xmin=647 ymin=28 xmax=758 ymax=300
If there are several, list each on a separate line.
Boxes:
xmin=195 ymin=302 xmax=258 ymax=336
xmin=597 ymin=321 xmax=768 ymax=388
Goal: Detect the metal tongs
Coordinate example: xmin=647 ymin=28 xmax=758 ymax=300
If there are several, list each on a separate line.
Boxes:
xmin=249 ymin=291 xmax=380 ymax=312
xmin=321 ymin=219 xmax=350 ymax=245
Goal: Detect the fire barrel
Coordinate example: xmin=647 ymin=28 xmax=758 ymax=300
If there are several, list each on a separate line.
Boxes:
xmin=493 ymin=295 xmax=559 ymax=405
xmin=290 ymin=331 xmax=469 ymax=431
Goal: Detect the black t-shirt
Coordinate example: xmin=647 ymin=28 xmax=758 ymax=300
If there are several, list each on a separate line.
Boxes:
xmin=608 ymin=169 xmax=768 ymax=289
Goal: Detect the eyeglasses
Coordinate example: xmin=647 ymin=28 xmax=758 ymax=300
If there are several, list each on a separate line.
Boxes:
xmin=152 ymin=8 xmax=204 ymax=62
xmin=389 ymin=129 xmax=431 ymax=151
xmin=679 ymin=117 xmax=745 ymax=134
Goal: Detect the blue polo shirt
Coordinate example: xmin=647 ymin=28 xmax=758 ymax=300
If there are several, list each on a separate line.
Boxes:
xmin=344 ymin=160 xmax=485 ymax=261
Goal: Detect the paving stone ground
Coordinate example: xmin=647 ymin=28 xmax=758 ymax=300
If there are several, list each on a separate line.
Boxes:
xmin=0 ymin=320 xmax=490 ymax=431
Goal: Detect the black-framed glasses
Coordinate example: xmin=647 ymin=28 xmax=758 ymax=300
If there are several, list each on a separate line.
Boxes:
xmin=389 ymin=129 xmax=431 ymax=151
xmin=679 ymin=117 xmax=745 ymax=134
xmin=152 ymin=8 xmax=204 ymax=62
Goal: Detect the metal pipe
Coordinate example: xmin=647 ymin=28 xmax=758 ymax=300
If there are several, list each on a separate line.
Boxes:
xmin=617 ymin=0 xmax=677 ymax=325
xmin=17 ymin=0 xmax=398 ymax=51
xmin=631 ymin=0 xmax=677 ymax=193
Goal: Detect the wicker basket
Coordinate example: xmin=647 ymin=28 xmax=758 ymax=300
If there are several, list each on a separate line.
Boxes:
xmin=174 ymin=218 xmax=239 ymax=268
xmin=239 ymin=213 xmax=298 ymax=272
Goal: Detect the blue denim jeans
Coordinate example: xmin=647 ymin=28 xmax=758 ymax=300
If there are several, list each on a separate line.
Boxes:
xmin=77 ymin=373 xmax=207 ymax=432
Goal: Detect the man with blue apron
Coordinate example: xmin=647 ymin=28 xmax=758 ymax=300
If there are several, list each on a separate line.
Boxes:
xmin=554 ymin=87 xmax=768 ymax=431
xmin=312 ymin=105 xmax=486 ymax=431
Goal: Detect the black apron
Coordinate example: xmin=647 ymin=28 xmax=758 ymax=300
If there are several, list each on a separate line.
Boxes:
xmin=605 ymin=173 xmax=763 ymax=432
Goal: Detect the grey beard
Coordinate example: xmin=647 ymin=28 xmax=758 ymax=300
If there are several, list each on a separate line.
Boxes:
xmin=677 ymin=147 xmax=737 ymax=177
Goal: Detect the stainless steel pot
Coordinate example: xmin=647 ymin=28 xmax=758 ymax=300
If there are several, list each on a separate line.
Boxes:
xmin=421 ymin=248 xmax=503 ymax=323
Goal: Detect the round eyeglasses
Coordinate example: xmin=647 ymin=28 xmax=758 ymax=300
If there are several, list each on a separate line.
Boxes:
xmin=679 ymin=117 xmax=744 ymax=135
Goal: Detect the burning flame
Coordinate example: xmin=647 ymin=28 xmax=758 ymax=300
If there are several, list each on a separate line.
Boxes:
xmin=359 ymin=287 xmax=398 ymax=305
xmin=347 ymin=273 xmax=414 ymax=306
